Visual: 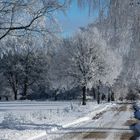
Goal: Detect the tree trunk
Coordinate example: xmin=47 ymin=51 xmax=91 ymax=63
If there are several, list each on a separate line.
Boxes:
xmin=111 ymin=92 xmax=115 ymax=101
xmin=9 ymin=75 xmax=18 ymax=100
xmin=54 ymin=94 xmax=58 ymax=101
xmin=14 ymin=90 xmax=17 ymax=100
xmin=108 ymin=93 xmax=111 ymax=102
xmin=97 ymin=85 xmax=100 ymax=104
xmin=23 ymin=82 xmax=28 ymax=99
xmin=93 ymin=87 xmax=96 ymax=100
xmin=23 ymin=76 xmax=28 ymax=99
xmin=54 ymin=89 xmax=59 ymax=101
xmin=5 ymin=96 xmax=8 ymax=101
xmin=82 ymin=86 xmax=86 ymax=105
xmin=97 ymin=94 xmax=100 ymax=104
xmin=12 ymin=85 xmax=18 ymax=100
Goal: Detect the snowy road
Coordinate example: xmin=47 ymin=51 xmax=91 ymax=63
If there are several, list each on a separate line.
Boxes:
xmin=45 ymin=104 xmax=136 ymax=140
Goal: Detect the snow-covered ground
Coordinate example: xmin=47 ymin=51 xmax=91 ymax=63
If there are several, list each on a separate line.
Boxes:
xmin=46 ymin=104 xmax=134 ymax=140
xmin=133 ymin=101 xmax=140 ymax=140
xmin=0 ymin=101 xmax=112 ymax=140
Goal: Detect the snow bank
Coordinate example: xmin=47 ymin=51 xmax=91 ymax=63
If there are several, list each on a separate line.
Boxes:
xmin=133 ymin=103 xmax=140 ymax=119
xmin=135 ymin=111 xmax=140 ymax=120
xmin=62 ymin=103 xmax=110 ymax=128
xmin=135 ymin=123 xmax=140 ymax=133
xmin=0 ymin=101 xmax=113 ymax=140
xmin=133 ymin=102 xmax=140 ymax=139
xmin=30 ymin=103 xmax=113 ymax=140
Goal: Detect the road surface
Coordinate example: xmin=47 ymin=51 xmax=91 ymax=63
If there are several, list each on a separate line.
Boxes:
xmin=43 ymin=104 xmax=137 ymax=140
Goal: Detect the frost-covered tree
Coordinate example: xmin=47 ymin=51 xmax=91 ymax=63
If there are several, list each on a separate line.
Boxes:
xmin=0 ymin=37 xmax=49 ymax=100
xmin=66 ymin=31 xmax=104 ymax=105
xmin=0 ymin=40 xmax=22 ymax=100
xmin=55 ymin=27 xmax=121 ymax=105
xmin=106 ymin=0 xmax=140 ymax=97
xmin=0 ymin=0 xmax=69 ymax=40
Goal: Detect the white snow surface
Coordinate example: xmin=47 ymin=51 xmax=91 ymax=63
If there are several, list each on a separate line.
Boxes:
xmin=0 ymin=101 xmax=113 ymax=140
xmin=134 ymin=101 xmax=140 ymax=139
xmin=46 ymin=104 xmax=133 ymax=140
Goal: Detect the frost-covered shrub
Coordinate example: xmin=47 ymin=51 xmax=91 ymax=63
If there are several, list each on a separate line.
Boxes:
xmin=31 ymin=111 xmax=48 ymax=120
xmin=1 ymin=113 xmax=21 ymax=128
xmin=63 ymin=107 xmax=70 ymax=113
xmin=125 ymin=92 xmax=139 ymax=101
xmin=1 ymin=112 xmax=33 ymax=129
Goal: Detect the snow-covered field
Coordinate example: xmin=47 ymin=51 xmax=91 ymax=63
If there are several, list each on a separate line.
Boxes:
xmin=0 ymin=101 xmax=112 ymax=140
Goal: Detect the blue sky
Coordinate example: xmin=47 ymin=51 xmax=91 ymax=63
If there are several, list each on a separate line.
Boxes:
xmin=57 ymin=1 xmax=98 ymax=37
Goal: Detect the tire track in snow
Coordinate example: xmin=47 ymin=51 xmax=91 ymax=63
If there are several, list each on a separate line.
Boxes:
xmin=104 ymin=104 xmax=133 ymax=140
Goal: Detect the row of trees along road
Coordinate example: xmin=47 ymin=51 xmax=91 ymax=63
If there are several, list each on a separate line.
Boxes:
xmin=1 ymin=0 xmax=137 ymax=104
